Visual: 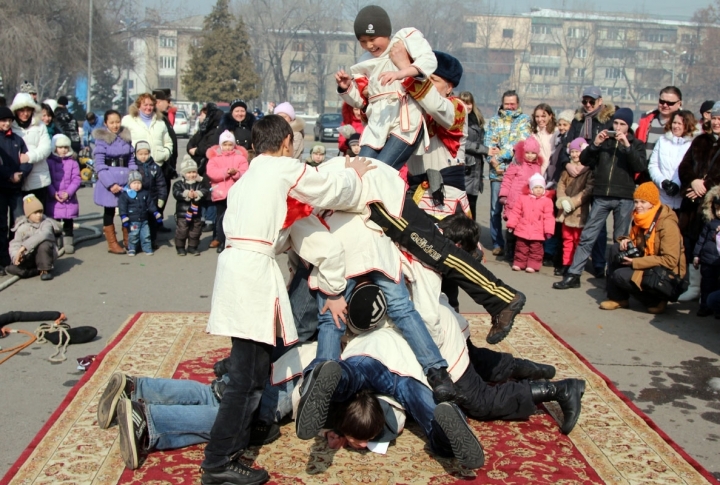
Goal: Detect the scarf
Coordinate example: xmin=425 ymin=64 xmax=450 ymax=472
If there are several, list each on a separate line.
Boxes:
xmin=581 ymin=105 xmax=602 ymax=139
xmin=139 ymin=111 xmax=153 ymax=127
xmin=631 ymin=204 xmax=661 ymax=256
xmin=16 ymin=117 xmax=32 ymax=130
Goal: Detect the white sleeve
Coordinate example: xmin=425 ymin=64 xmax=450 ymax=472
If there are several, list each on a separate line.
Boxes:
xmin=289 ymin=165 xmax=363 ymax=212
xmin=339 ymin=80 xmax=366 ymax=109
xmin=289 ymin=215 xmax=347 ymax=295
xmin=397 ymin=28 xmax=437 ymax=78
xmin=647 ymin=141 xmax=664 ymax=186
xmin=27 ymin=127 xmax=51 ymax=164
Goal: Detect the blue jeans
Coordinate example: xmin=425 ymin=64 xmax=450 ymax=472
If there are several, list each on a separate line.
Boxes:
xmin=489 ymin=181 xmax=505 ymax=249
xmin=202 ymin=203 xmax=216 ymax=223
xmin=134 ymin=377 xmax=218 ymax=450
xmin=358 ymin=128 xmax=424 ymax=171
xmin=128 ymin=220 xmax=152 ymax=253
xmin=257 ymin=376 xmax=299 ymax=425
xmin=308 ymin=273 xmax=447 ymax=375
xmin=569 ymin=197 xmax=633 ymax=276
xmin=592 ymin=225 xmax=608 ymax=271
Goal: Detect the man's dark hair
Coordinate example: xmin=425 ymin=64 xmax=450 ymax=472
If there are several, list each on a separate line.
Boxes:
xmin=41 ymin=103 xmax=54 ymax=118
xmin=57 ymin=95 xmax=69 ymax=106
xmin=337 ymin=390 xmax=385 ymax=441
xmin=660 ymin=86 xmax=682 ymax=101
xmin=438 ymin=214 xmax=480 ymax=253
xmin=252 ymin=114 xmax=293 ymax=155
xmin=86 ymin=112 xmax=96 ymax=122
xmin=501 ymin=89 xmax=520 ymax=106
xmin=103 ymin=109 xmax=121 ymax=123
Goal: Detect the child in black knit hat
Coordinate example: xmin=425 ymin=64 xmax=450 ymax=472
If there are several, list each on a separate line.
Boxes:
xmin=173 ymin=156 xmax=210 ymax=256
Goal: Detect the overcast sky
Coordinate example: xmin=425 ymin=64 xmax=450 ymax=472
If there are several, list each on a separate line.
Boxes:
xmin=141 ymin=0 xmax=711 ymax=21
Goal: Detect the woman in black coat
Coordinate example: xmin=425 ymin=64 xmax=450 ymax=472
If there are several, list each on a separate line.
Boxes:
xmin=219 ymin=99 xmax=255 ymax=151
xmin=459 ymin=92 xmax=488 ymax=221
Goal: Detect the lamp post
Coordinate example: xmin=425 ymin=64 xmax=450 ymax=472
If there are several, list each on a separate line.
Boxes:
xmin=662 ymin=49 xmax=687 ymax=86
xmin=87 ymin=0 xmax=93 ymax=113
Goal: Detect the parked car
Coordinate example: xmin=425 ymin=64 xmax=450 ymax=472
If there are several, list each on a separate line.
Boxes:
xmin=174 ymin=110 xmax=190 ymax=137
xmin=313 ymin=113 xmax=342 ymax=142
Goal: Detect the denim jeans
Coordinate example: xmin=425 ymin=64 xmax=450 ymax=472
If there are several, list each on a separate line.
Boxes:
xmin=358 ymin=128 xmax=424 ymax=171
xmin=202 ymin=203 xmax=216 ymax=224
xmin=0 ymin=191 xmax=23 ymax=267
xmin=307 ymin=273 xmax=447 ymax=376
xmin=135 ymin=377 xmax=219 ymax=450
xmin=202 ymin=338 xmax=272 ymax=469
xmin=128 ymin=220 xmax=152 ymax=254
xmin=568 ymin=197 xmax=634 ymax=276
xmin=257 ymin=376 xmax=299 ymax=425
xmin=489 ymin=181 xmax=505 ymax=249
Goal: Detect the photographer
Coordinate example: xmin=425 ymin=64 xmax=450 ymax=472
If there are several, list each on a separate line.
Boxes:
xmin=601 ymin=183 xmax=686 ymax=314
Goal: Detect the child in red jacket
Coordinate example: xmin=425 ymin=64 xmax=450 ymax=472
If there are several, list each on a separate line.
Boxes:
xmin=506 ymin=173 xmax=555 ymax=273
xmin=206 ymin=130 xmax=249 ymax=253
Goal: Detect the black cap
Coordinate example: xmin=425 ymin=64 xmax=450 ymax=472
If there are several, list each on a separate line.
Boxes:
xmin=433 ymin=51 xmax=463 ymax=88
xmin=0 ymin=106 xmax=15 ymax=120
xmin=354 ymin=5 xmax=391 ymax=40
xmin=230 ymin=99 xmax=247 ymax=112
xmin=57 ymin=95 xmax=69 ymax=106
xmin=346 ymin=281 xmax=387 ymax=334
xmin=153 ymin=89 xmax=170 ymax=101
xmin=700 ymin=100 xmax=716 ymax=114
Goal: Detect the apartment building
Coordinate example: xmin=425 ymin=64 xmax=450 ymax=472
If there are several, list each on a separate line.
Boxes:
xmin=461 ymin=8 xmax=705 ymax=113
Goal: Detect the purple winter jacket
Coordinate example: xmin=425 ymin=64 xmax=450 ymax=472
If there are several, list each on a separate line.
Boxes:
xmin=46 ymin=153 xmax=81 ymax=219
xmin=92 ymin=127 xmax=136 ymax=208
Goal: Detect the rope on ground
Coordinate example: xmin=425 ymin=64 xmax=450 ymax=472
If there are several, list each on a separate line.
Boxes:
xmin=0 ymin=214 xmax=103 ymax=292
xmin=35 ymin=321 xmax=72 ymax=362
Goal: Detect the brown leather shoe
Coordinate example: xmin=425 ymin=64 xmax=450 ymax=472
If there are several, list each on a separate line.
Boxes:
xmin=599 ymin=300 xmax=629 ymax=310
xmin=647 ymin=301 xmax=667 ymax=314
xmin=209 ymin=240 xmax=220 ymax=248
xmin=122 ymin=226 xmax=129 ymax=249
xmin=492 ymin=247 xmax=504 ymax=256
xmin=104 ymin=226 xmax=126 ymax=254
xmin=487 ymin=292 xmax=526 ymax=344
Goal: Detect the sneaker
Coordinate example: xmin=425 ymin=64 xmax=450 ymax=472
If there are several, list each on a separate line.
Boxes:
xmin=296 ymin=361 xmax=342 ymax=440
xmin=491 ymin=247 xmax=504 ymax=256
xmin=433 ymin=402 xmax=485 ymax=469
xmin=177 ymin=248 xmax=187 ymax=256
xmin=249 ymin=422 xmax=281 ymax=446
xmin=426 ymin=367 xmax=457 ymax=403
xmin=127 ymin=251 xmax=136 ymax=257
xmin=40 ymin=271 xmax=54 ymax=281
xmin=201 ymin=458 xmax=269 ymax=485
xmin=97 ymin=372 xmax=135 ymax=429
xmin=145 ymin=252 xmax=154 ymax=256
xmin=117 ymin=399 xmax=148 ymax=470
xmin=187 ymin=247 xmax=200 ymax=256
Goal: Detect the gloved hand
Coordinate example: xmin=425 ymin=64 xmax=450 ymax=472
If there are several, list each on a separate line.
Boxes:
xmin=561 ymin=199 xmax=573 ymax=214
xmin=154 ymin=211 xmax=163 ymax=223
xmin=661 ymin=180 xmax=680 ymax=197
xmin=157 ymin=199 xmax=165 ymax=208
xmin=545 ymin=233 xmax=553 ymax=240
xmin=498 ymin=196 xmax=507 ymax=205
xmin=121 ymin=215 xmax=130 ymax=228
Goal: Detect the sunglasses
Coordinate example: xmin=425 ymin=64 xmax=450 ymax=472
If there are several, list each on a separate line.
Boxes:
xmin=658 ymin=99 xmax=680 ymax=107
xmin=581 ymin=98 xmax=596 ymax=107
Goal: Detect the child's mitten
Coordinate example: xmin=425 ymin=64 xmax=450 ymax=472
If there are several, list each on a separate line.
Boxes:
xmin=154 ymin=211 xmax=163 ymax=223
xmin=121 ymin=215 xmax=130 ymax=228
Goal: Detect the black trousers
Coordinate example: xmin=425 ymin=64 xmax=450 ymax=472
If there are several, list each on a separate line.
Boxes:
xmin=103 ymin=206 xmax=116 ymax=226
xmin=368 ymin=194 xmax=517 ymax=316
xmin=700 ymin=264 xmax=720 ymax=307
xmin=214 ymin=199 xmax=228 ymax=245
xmin=455 ymin=364 xmax=535 ymax=422
xmin=607 ymin=244 xmax=663 ymax=306
xmin=158 ymin=163 xmax=174 ymax=218
xmin=61 ymin=219 xmax=74 ymax=237
xmin=466 ymin=338 xmax=516 ymax=383
xmin=202 ymin=337 xmax=272 ymax=469
xmin=175 ymin=216 xmax=203 ymax=249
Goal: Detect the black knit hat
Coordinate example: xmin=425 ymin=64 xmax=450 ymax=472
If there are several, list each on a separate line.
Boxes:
xmin=346 ymin=281 xmax=387 ymax=335
xmin=700 ymin=100 xmax=716 ymax=115
xmin=230 ymin=99 xmax=247 ymax=112
xmin=433 ymin=51 xmax=463 ymax=88
xmin=354 ymin=6 xmax=391 ymax=39
xmin=57 ymin=96 xmax=69 ymax=106
xmin=0 ymin=106 xmax=15 ymax=120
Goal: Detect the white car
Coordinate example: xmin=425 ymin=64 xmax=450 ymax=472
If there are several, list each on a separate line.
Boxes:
xmin=173 ymin=110 xmax=190 ymax=137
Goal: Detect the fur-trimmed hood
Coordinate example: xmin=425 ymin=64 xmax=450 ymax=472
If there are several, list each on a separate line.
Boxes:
xmin=127 ymin=103 xmax=165 ymax=121
xmin=290 ymin=116 xmax=306 ymax=133
xmin=575 ymin=102 xmax=615 ymax=124
xmin=513 ymin=138 xmax=544 ymax=167
xmin=10 ymin=93 xmax=43 ymax=128
xmin=702 ymin=185 xmax=720 ymax=222
xmin=92 ymin=126 xmax=132 ymax=145
xmin=220 ymin=111 xmax=255 ymax=131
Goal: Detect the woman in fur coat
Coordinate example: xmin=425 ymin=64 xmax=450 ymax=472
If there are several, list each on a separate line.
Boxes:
xmin=121 ymin=93 xmax=173 ymax=166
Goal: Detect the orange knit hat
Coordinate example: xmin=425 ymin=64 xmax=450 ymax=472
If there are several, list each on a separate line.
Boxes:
xmin=633 ymin=182 xmax=660 ymax=206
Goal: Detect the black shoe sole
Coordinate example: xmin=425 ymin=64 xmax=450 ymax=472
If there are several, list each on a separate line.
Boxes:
xmin=552 ymin=279 xmax=581 ymax=289
xmin=560 ymin=380 xmax=586 ymax=435
xmin=97 ymin=372 xmax=125 ymax=429
xmin=201 ymin=469 xmax=269 ymax=485
xmin=117 ymin=399 xmax=140 ymax=469
xmin=296 ymin=361 xmax=341 ymax=440
xmin=486 ymin=292 xmax=526 ymax=345
xmin=434 ymin=403 xmax=485 ymax=469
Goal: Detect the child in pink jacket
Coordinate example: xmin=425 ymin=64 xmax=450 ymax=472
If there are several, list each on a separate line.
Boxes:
xmin=498 ymin=136 xmax=543 ymax=261
xmin=206 ymin=130 xmax=249 ymax=252
xmin=506 ymin=173 xmax=555 ymax=273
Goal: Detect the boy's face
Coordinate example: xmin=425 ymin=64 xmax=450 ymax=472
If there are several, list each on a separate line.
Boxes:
xmin=136 ymin=149 xmax=150 ymax=163
xmin=557 ymin=120 xmax=570 ymax=134
xmin=28 ymin=210 xmax=43 ymax=223
xmin=351 ymin=144 xmax=361 ymax=155
xmin=0 ymin=118 xmax=12 ymax=131
xmin=345 ymin=435 xmax=369 ymax=450
xmin=56 ymin=146 xmax=70 ymax=156
xmin=532 ymin=186 xmax=545 ymax=197
xmin=221 ymin=141 xmax=235 ymax=152
xmin=311 ymin=152 xmax=325 ymax=163
xmin=358 ymin=35 xmax=390 ymax=57
xmin=184 ymin=170 xmax=198 ymax=182
xmin=525 ymin=151 xmax=538 ymax=162
xmin=569 ymin=148 xmax=581 ymax=162
xmin=129 ymin=180 xmax=142 ymax=191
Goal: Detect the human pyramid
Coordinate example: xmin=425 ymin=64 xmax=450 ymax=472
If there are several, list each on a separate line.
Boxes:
xmin=93 ymin=6 xmax=586 ymax=485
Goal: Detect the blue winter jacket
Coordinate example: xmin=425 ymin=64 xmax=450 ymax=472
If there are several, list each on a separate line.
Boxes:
xmin=118 ymin=188 xmax=159 ymax=223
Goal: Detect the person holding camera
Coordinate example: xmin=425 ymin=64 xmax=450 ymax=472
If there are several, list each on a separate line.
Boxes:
xmin=554 ymin=108 xmax=648 ymax=290
xmin=600 ymin=182 xmax=686 ymax=314
xmin=648 ymin=110 xmax=697 ymax=210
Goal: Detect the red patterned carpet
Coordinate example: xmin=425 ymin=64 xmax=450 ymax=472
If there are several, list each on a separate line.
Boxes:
xmin=2 ymin=312 xmax=718 ymax=485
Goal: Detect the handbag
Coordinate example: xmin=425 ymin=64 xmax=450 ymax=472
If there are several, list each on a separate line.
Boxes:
xmin=639 ymin=210 xmax=688 ymax=302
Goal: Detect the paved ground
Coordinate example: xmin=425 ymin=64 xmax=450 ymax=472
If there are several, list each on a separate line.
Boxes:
xmin=1 ymin=139 xmax=719 ymax=478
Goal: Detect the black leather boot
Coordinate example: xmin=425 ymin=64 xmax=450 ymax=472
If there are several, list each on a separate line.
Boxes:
xmin=552 ymin=274 xmax=581 ymax=289
xmin=511 ymin=359 xmax=556 ymax=380
xmin=427 ymin=367 xmax=457 ymax=403
xmin=530 ymin=379 xmax=586 ymax=434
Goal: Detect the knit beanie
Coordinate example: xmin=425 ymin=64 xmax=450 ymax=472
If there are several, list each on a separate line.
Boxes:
xmin=612 ymin=107 xmax=634 ymax=127
xmin=557 ymin=109 xmax=575 ymax=123
xmin=23 ymin=194 xmax=43 ymax=217
xmin=348 ymin=133 xmax=361 ymax=146
xmin=433 ymin=51 xmax=463 ymax=88
xmin=274 ymin=102 xmax=296 ymax=121
xmin=346 ymin=281 xmax=387 ymax=334
xmin=134 ymin=140 xmax=151 ymax=155
xmin=127 ymin=170 xmax=143 ymax=185
xmin=700 ymin=100 xmax=716 ymax=115
xmin=569 ymin=137 xmax=586 ymax=152
xmin=354 ymin=5 xmax=391 ymax=39
xmin=230 ymin=99 xmax=247 ymax=112
xmin=20 ymin=80 xmax=37 ymax=95
xmin=179 ymin=156 xmax=198 ymax=175
xmin=633 ymin=182 xmax=660 ymax=206
xmin=711 ymin=102 xmax=720 ymax=118
xmin=311 ymin=143 xmax=326 ymax=154
xmin=219 ymin=130 xmax=235 ymax=145
xmin=523 ymin=136 xmax=540 ymax=154
xmin=57 ymin=95 xmax=69 ymax=106
xmin=529 ymin=173 xmax=546 ymax=190
xmin=0 ymin=106 xmax=15 ymax=120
